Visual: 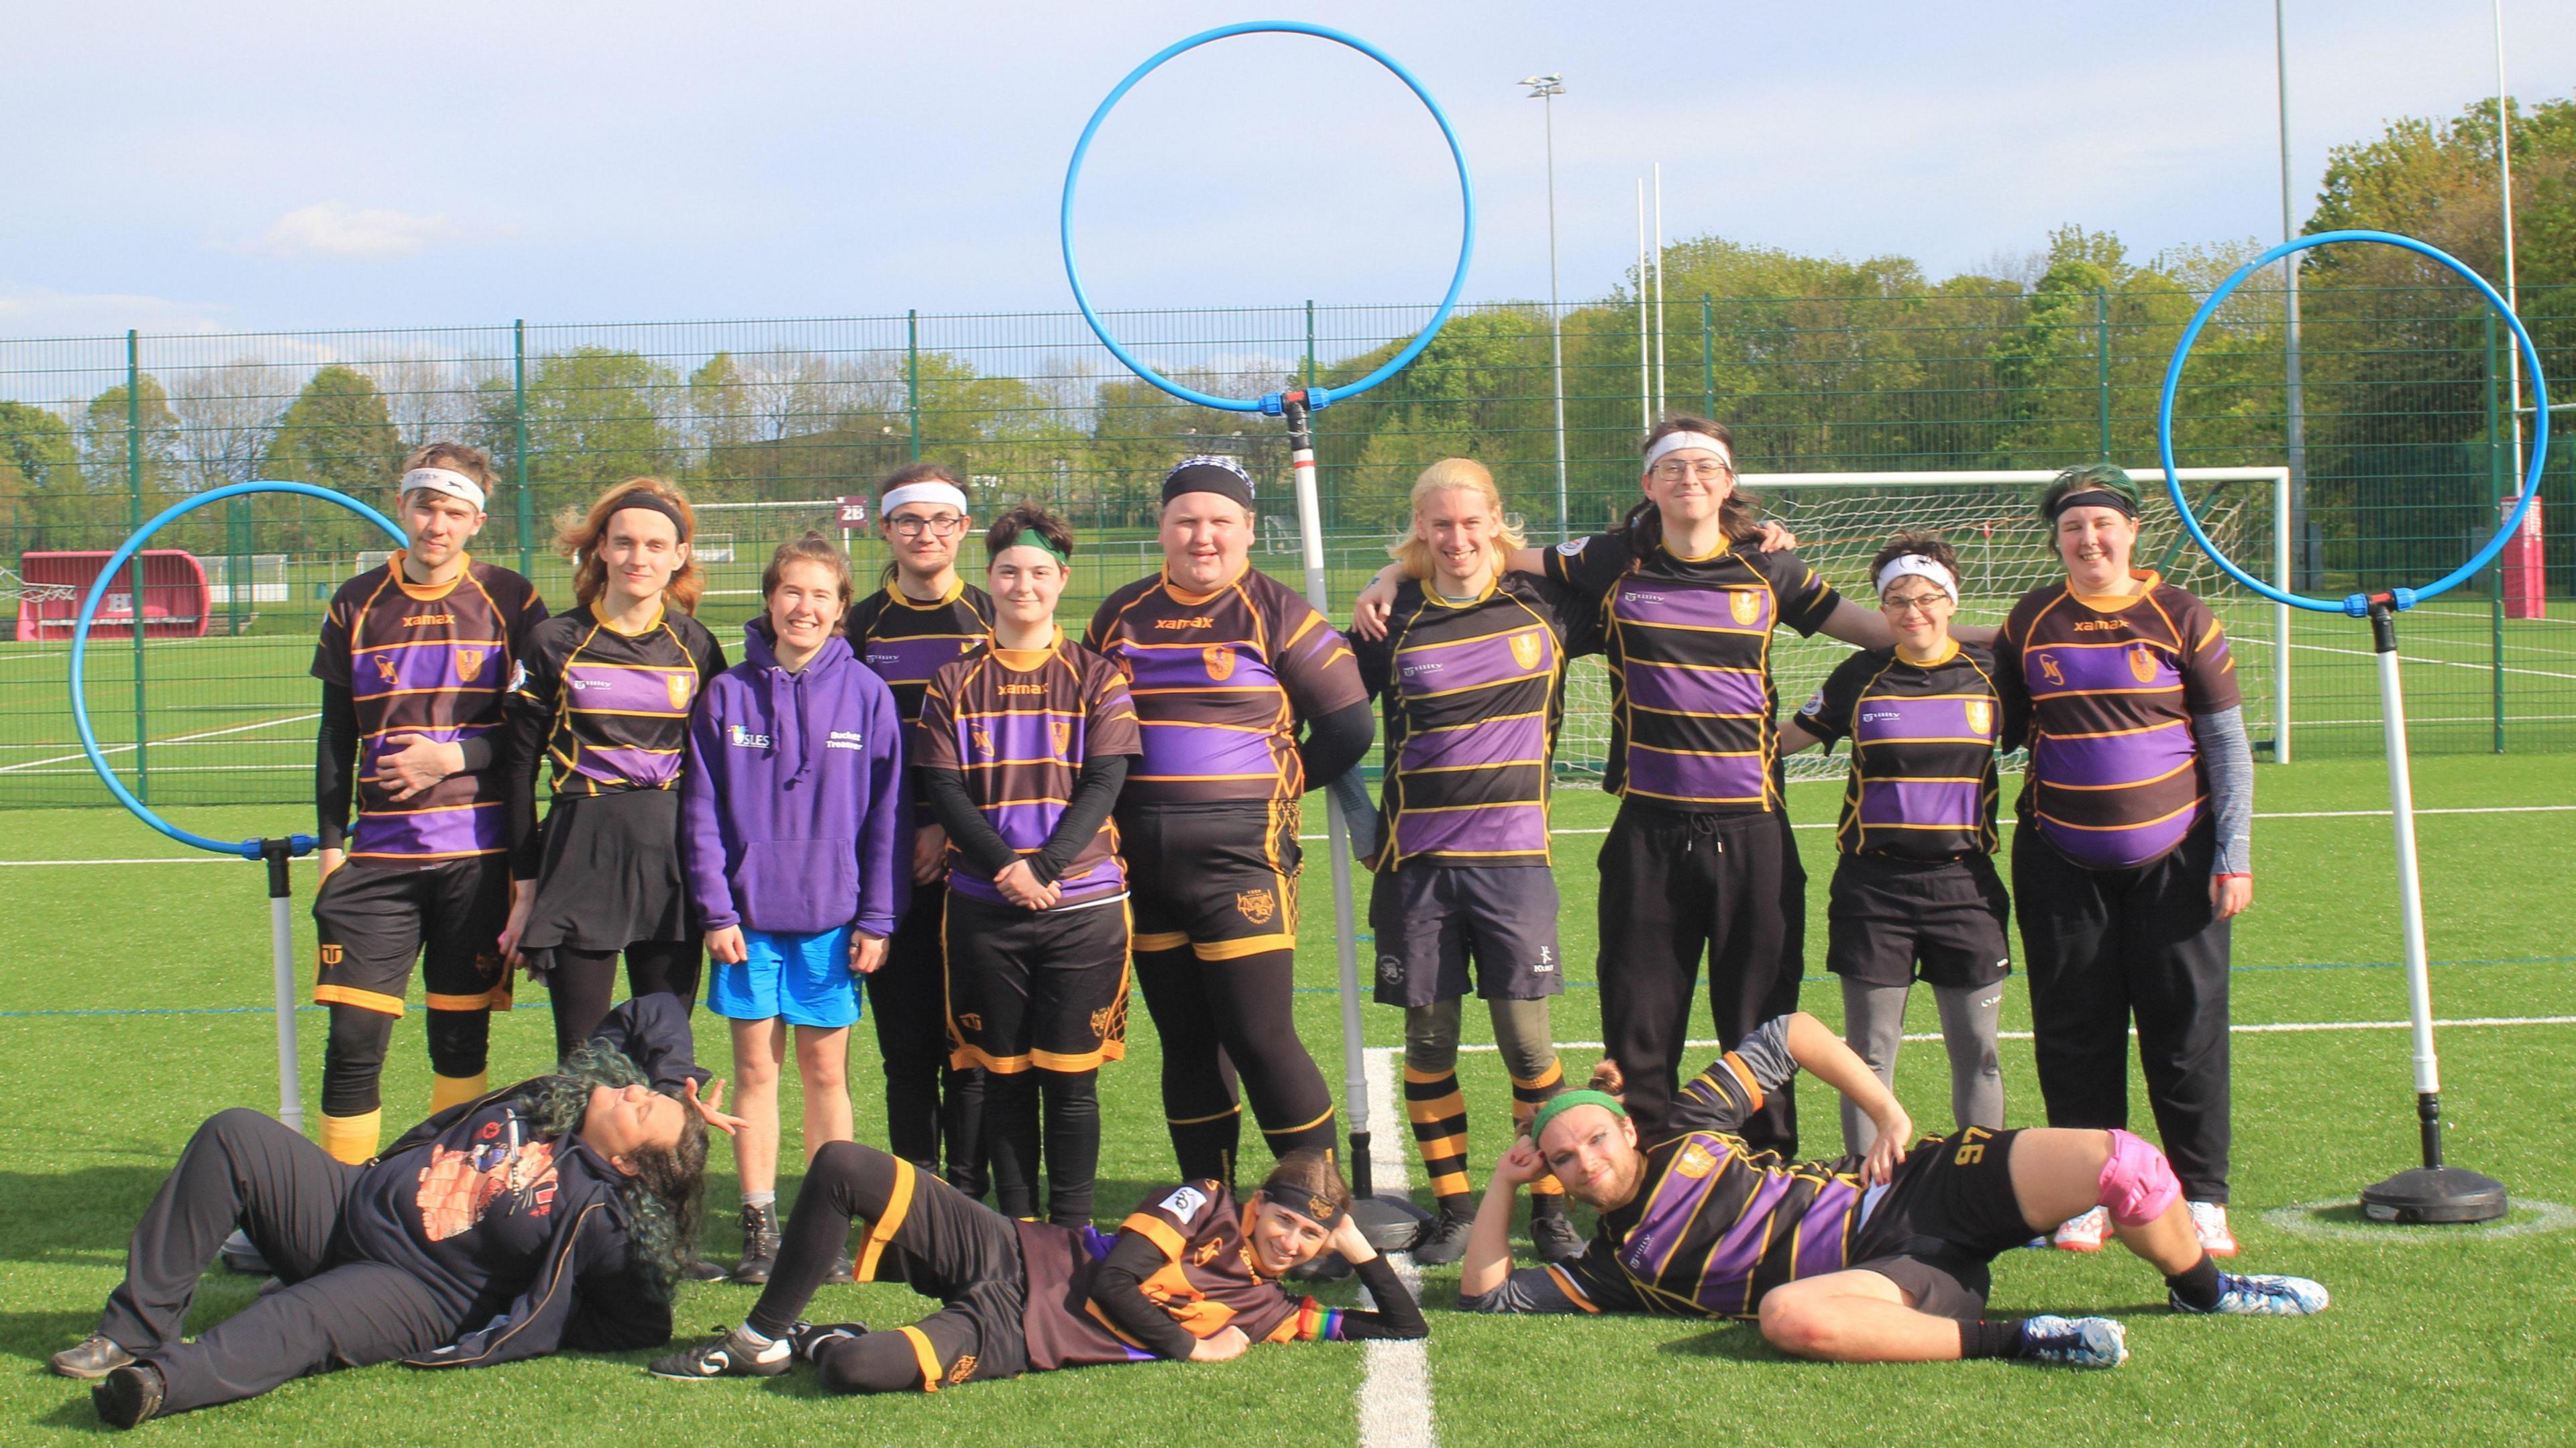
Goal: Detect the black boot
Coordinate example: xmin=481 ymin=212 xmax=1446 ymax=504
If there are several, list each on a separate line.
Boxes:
xmin=1407 ymin=1198 xmax=1477 ymax=1266
xmin=730 ymin=1202 xmax=782 ymax=1285
xmin=1529 ymin=1193 xmax=1585 ymax=1263
xmin=94 ymin=1362 xmax=164 ymax=1430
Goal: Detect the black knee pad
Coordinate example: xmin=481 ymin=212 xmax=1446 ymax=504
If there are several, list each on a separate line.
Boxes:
xmin=424 ymin=1007 xmax=489 ymax=1078
xmin=321 ymin=1005 xmax=397 ymax=1117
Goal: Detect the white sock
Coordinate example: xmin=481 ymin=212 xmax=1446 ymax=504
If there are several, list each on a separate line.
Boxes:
xmin=737 ymin=1322 xmax=773 ymax=1347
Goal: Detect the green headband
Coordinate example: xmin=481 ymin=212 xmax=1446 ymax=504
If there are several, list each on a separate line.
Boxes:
xmin=1525 ymin=1089 xmax=1628 ymax=1148
xmin=996 ymin=528 xmax=1067 ymax=564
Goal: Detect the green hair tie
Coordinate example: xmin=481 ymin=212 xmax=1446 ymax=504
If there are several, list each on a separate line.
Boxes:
xmin=1525 ymin=1089 xmax=1627 ymax=1149
xmin=1000 ymin=528 xmax=1067 ymax=563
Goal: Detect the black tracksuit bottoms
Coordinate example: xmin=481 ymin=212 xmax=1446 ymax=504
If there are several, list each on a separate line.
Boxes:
xmin=2012 ymin=820 xmax=2231 ymax=1203
xmin=96 ymin=1109 xmax=464 ymax=1416
xmin=1595 ymin=801 xmax=1804 ymax=1154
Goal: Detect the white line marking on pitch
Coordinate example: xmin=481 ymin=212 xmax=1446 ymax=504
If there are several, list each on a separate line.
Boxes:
xmin=1358 ymin=1046 xmax=1434 ymax=1448
xmin=0 ymin=710 xmax=319 ymax=775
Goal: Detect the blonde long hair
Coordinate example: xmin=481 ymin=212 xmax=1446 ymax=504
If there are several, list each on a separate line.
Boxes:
xmin=557 ymin=476 xmax=704 ymax=613
xmin=1388 ymin=457 xmax=1527 ymax=581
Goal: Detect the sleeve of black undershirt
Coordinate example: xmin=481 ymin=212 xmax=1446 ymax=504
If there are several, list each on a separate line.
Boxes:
xmin=1087 ymin=1231 xmax=1202 ymax=1360
xmin=1297 ymin=698 xmax=1376 ymax=792
xmin=500 ymin=699 xmax=549 ymax=879
xmin=1334 ymin=1255 xmax=1429 ymax=1341
xmin=920 ymin=766 xmax=1022 ymax=880
xmin=315 ymin=682 xmax=360 ymax=852
xmin=1027 ymin=753 xmax=1131 ymax=887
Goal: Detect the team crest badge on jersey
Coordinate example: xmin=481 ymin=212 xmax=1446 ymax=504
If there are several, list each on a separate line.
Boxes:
xmin=1203 ymin=645 xmax=1236 ymax=683
xmin=1193 ymin=1237 xmax=1224 ymax=1266
xmin=2037 ymin=654 xmax=2065 ymax=687
xmin=1052 ymin=721 xmax=1072 ymax=755
xmin=455 ymin=647 xmax=486 ymax=680
xmin=373 ymin=655 xmax=398 ymax=685
xmin=1674 ymin=1141 xmax=1719 ymax=1179
xmin=2128 ymin=643 xmax=2158 ymax=684
xmin=1966 ymin=700 xmax=1992 ymax=736
xmin=1729 ymin=590 xmax=1762 ymax=626
xmin=971 ymin=727 xmax=994 ymax=757
xmin=1509 ymin=630 xmax=1543 ymax=671
xmin=665 ymin=674 xmax=692 ymax=710
xmin=1235 ymin=887 xmax=1277 ymax=924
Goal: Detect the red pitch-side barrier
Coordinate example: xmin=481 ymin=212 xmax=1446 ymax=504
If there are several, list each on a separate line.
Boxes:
xmin=13 ymin=550 xmax=210 ymax=641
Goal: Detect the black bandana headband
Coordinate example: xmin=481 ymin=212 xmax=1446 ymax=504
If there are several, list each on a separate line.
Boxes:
xmin=1163 ymin=455 xmax=1257 ymax=512
xmin=2046 ymin=488 xmax=2137 ymax=522
xmin=1258 ymin=1174 xmax=1348 ymax=1231
xmin=606 ymin=489 xmax=692 ymax=542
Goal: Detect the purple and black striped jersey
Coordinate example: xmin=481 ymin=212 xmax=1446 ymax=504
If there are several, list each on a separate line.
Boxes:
xmin=1994 ymin=572 xmax=2239 ymax=869
xmin=311 ymin=554 xmax=547 ymax=867
xmin=1794 ymin=642 xmax=2004 ymax=860
xmin=845 ymin=578 xmax=995 ymax=728
xmin=1546 ymin=529 xmax=1841 ymax=812
xmin=1351 ymin=574 xmax=1578 ymax=867
xmin=914 ymin=632 xmax=1142 ymax=909
xmin=1085 ymin=565 xmax=1368 ymax=807
xmin=508 ymin=603 xmax=726 ymax=796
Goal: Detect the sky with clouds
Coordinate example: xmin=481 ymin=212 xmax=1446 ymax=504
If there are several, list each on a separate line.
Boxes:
xmin=1 ymin=0 xmax=2565 ymax=339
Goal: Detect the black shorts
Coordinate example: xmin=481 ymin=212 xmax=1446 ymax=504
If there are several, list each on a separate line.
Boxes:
xmin=943 ymin=893 xmax=1131 ymax=1074
xmin=1368 ymin=862 xmax=1564 ymax=1007
xmin=1845 ymin=1125 xmax=2032 ymax=1321
xmin=1826 ymin=853 xmax=2012 ymax=990
xmin=870 ymin=1154 xmax=1030 ymax=1388
xmin=1116 ymin=801 xmax=1300 ymax=962
xmin=312 ymin=856 xmax=513 ymax=1017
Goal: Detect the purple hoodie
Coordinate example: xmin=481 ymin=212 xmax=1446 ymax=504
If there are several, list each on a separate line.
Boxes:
xmin=682 ymin=620 xmax=907 ymax=936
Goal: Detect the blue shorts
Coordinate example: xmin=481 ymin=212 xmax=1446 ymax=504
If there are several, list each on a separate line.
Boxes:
xmin=708 ymin=926 xmax=862 ymax=1028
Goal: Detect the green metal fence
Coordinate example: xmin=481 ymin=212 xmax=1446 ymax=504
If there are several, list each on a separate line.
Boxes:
xmin=1 ymin=284 xmax=2568 ymax=812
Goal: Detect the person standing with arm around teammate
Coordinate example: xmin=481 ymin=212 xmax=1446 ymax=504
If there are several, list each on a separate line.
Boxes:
xmin=1776 ymin=533 xmax=2010 ymax=1155
xmin=845 ymin=464 xmax=996 ymax=1199
xmin=1353 ymin=416 xmax=1975 ymax=1152
xmin=498 ymin=478 xmax=727 ymax=1058
xmin=1994 ymin=465 xmax=2253 ymax=1256
xmin=1344 ymin=459 xmax=1585 ymax=1265
xmin=1087 ymin=456 xmax=1375 ymax=1187
xmin=683 ymin=534 xmax=906 ymax=1282
xmin=308 ymin=443 xmax=547 ymax=1166
xmin=916 ymin=506 xmax=1141 ymax=1226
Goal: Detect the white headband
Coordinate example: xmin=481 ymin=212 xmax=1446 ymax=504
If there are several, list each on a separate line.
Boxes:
xmin=1643 ymin=431 xmax=1733 ymax=473
xmin=1875 ymin=555 xmax=1959 ymax=605
xmin=401 ymin=467 xmax=486 ymax=510
xmin=881 ymin=481 xmax=969 ymax=516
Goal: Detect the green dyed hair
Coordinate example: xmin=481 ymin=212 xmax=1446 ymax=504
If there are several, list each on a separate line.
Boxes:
xmin=523 ymin=1041 xmax=708 ymax=1301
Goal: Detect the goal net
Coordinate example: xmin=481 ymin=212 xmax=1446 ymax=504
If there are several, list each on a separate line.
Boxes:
xmin=1553 ymin=466 xmax=2293 ymax=783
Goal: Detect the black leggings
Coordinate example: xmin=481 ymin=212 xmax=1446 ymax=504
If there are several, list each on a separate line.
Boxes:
xmin=320 ymin=1007 xmax=489 ymax=1117
xmin=864 ymin=885 xmax=988 ymax=1196
xmin=545 ymin=941 xmax=701 ymax=1060
xmin=1134 ymin=944 xmax=1336 ymax=1186
xmin=97 ymin=1109 xmax=464 ymax=1416
xmin=986 ymin=1068 xmax=1099 ymax=1225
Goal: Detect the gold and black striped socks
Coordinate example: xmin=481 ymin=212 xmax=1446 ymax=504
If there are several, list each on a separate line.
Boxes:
xmin=1511 ymin=1059 xmax=1570 ymax=1199
xmin=1405 ymin=1066 xmax=1472 ymax=1204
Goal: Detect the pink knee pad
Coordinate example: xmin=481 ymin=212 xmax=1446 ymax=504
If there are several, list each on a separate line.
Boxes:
xmin=2097 ymin=1129 xmax=2180 ymax=1227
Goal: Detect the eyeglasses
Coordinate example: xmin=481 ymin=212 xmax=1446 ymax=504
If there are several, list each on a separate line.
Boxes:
xmin=887 ymin=513 xmax=968 ymax=538
xmin=1880 ymin=592 xmax=1952 ymax=616
xmin=1648 ymin=459 xmax=1731 ymax=482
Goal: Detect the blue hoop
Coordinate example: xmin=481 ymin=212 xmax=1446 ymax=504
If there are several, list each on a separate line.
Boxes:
xmin=1059 ymin=21 xmax=1476 ymax=414
xmin=69 ymin=480 xmax=408 ymax=858
xmin=2158 ymin=228 xmax=2550 ymax=616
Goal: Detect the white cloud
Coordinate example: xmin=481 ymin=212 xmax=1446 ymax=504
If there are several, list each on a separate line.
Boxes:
xmin=0 ymin=284 xmax=235 ymax=339
xmin=244 ymin=202 xmax=473 ymax=261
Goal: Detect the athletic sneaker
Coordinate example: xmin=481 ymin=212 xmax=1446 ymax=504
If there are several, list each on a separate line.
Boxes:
xmin=2018 ymin=1315 xmax=2129 ymax=1369
xmin=824 ymin=1252 xmax=857 ymax=1285
xmin=2173 ymin=1272 xmax=2328 ymax=1316
xmin=1407 ymin=1205 xmax=1474 ymax=1266
xmin=1530 ymin=1208 xmax=1587 ymax=1265
xmin=93 ymin=1362 xmax=166 ymax=1429
xmin=2188 ymin=1201 xmax=2239 ymax=1258
xmin=218 ymin=1228 xmax=270 ymax=1276
xmin=2052 ymin=1206 xmax=2110 ymax=1251
xmin=648 ymin=1325 xmax=796 ymax=1380
xmin=792 ymin=1321 xmax=868 ymax=1365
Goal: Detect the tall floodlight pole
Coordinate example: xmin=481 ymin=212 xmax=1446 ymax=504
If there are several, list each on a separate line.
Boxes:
xmin=1523 ymin=74 xmax=1570 ymax=539
xmin=1636 ymin=180 xmax=1650 ymax=432
xmin=1653 ymin=162 xmax=1668 ymax=415
xmin=2275 ymin=0 xmax=2312 ymax=595
xmin=2495 ymin=0 xmax=2524 ymax=476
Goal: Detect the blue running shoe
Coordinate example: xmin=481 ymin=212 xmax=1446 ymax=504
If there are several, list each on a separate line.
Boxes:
xmin=2176 ymin=1272 xmax=2329 ymax=1316
xmin=2019 ymin=1315 xmax=2129 ymax=1368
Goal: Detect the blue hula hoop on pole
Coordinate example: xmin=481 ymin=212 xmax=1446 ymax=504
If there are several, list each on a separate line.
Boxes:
xmin=1059 ymin=20 xmax=1476 ymax=414
xmin=2157 ymin=228 xmax=2549 ymax=616
xmin=69 ymin=479 xmax=407 ymax=859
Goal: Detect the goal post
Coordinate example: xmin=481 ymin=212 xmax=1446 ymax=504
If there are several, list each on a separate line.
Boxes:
xmin=1552 ymin=465 xmax=2295 ymax=780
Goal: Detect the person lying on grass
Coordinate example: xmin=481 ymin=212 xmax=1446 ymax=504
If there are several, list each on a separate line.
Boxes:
xmin=54 ymin=996 xmax=740 ymax=1428
xmin=649 ymin=1145 xmax=1424 ymax=1391
xmin=1457 ymin=1012 xmax=2326 ymax=1368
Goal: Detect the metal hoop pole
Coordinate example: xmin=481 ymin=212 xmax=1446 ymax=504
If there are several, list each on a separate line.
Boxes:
xmin=1059 ymin=21 xmax=1476 ymax=413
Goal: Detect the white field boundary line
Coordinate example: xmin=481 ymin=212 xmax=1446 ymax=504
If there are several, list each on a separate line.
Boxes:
xmin=2286 ymin=638 xmax=2576 ymax=681
xmin=1297 ymin=802 xmax=2576 ymax=842
xmin=0 ymin=710 xmax=319 ymax=775
xmin=1456 ymin=1017 xmax=2576 ymax=1054
xmin=1357 ymin=1047 xmax=1434 ymax=1448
